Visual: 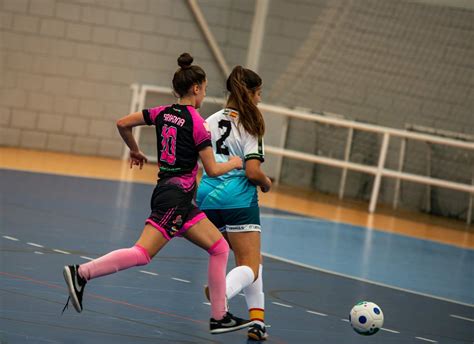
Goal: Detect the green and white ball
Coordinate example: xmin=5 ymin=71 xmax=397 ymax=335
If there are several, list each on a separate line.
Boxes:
xmin=349 ymin=301 xmax=384 ymax=335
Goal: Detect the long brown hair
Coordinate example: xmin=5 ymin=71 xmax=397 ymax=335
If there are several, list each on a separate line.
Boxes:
xmin=226 ymin=66 xmax=265 ymax=137
xmin=172 ymin=53 xmax=206 ymax=97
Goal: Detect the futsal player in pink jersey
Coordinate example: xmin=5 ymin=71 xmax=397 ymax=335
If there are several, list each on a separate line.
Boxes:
xmin=63 ymin=53 xmax=251 ymax=334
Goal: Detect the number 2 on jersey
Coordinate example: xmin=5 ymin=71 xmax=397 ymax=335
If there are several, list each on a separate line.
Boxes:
xmin=216 ymin=120 xmax=231 ymax=155
xmin=160 ymin=124 xmax=177 ymax=165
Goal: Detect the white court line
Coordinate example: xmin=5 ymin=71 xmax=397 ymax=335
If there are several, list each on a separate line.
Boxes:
xmin=34 ymin=251 xmax=44 ymax=255
xmin=381 ymin=328 xmax=400 ymax=334
xmin=3 ymin=236 xmax=19 ymax=241
xmin=80 ymin=256 xmax=94 ymax=261
xmin=262 ymin=252 xmax=474 ymax=307
xmin=203 ymin=302 xmax=211 ymax=305
xmin=272 ymin=302 xmax=292 ymax=308
xmin=260 ymin=214 xmax=322 ymax=222
xmin=306 ymin=310 xmax=328 ymax=316
xmin=172 ymin=277 xmax=190 ymax=283
xmin=340 ymin=319 xmax=350 ymax=322
xmin=450 ymin=314 xmax=474 ymax=322
xmin=53 ymin=249 xmax=70 ymax=255
xmin=140 ymin=270 xmax=158 ymax=276
xmin=27 ymin=242 xmax=44 ymax=248
xmin=415 ymin=336 xmax=437 ymax=343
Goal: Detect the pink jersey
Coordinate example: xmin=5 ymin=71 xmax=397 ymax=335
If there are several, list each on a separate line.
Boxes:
xmin=143 ymin=104 xmax=211 ymax=191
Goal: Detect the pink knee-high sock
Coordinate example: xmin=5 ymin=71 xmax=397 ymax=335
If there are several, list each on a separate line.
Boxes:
xmin=78 ymin=244 xmax=151 ymax=281
xmin=207 ymin=238 xmax=229 ymax=320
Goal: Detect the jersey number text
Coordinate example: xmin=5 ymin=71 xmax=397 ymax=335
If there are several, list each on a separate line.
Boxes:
xmin=216 ymin=120 xmax=231 ymax=155
xmin=160 ymin=124 xmax=177 ymax=165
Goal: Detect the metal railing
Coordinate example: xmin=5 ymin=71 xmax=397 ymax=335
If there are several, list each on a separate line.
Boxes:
xmin=127 ymin=83 xmax=474 ymax=223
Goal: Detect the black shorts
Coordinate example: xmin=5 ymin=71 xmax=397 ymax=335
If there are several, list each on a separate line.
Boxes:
xmin=145 ymin=182 xmax=205 ymax=240
xmin=203 ymin=206 xmax=261 ymax=233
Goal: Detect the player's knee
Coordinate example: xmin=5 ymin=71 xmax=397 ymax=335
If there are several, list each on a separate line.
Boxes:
xmin=134 ymin=244 xmax=152 ymax=265
xmin=236 ymin=261 xmax=259 ymax=281
xmin=240 ymin=263 xmax=259 ymax=281
xmin=207 ymin=237 xmax=229 ymax=256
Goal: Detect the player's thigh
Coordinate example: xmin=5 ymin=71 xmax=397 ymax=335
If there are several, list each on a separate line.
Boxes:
xmin=204 ymin=209 xmax=232 ymax=249
xmin=183 ymin=217 xmax=224 ymax=251
xmin=135 ymin=224 xmax=169 ymax=258
xmin=227 ymin=231 xmax=261 ymax=277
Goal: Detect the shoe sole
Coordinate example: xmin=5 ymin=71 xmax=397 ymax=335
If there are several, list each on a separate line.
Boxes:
xmin=63 ymin=266 xmax=82 ymax=313
xmin=248 ymin=332 xmax=268 ymax=341
xmin=210 ymin=322 xmax=252 ymax=334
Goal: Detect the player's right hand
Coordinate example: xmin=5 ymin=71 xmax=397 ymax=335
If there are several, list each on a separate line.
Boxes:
xmin=229 ymin=156 xmax=243 ymax=169
xmin=129 ymin=150 xmax=148 ymax=169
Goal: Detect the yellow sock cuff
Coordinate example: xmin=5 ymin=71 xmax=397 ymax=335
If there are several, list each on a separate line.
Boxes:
xmin=249 ymin=308 xmax=265 ymax=322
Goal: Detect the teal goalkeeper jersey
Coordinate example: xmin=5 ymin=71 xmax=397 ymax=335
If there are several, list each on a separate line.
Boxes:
xmin=196 ymin=108 xmax=264 ymax=210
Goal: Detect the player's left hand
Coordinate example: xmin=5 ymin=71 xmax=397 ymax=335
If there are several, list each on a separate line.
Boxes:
xmin=129 ymin=150 xmax=148 ymax=169
xmin=260 ymin=176 xmax=272 ymax=193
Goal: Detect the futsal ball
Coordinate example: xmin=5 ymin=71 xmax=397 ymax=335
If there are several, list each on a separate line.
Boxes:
xmin=349 ymin=301 xmax=384 ymax=335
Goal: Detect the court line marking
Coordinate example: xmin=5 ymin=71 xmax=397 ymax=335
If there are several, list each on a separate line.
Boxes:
xmin=0 ymin=271 xmax=207 ymax=325
xmin=0 ymin=166 xmax=155 ymax=186
xmin=306 ymin=310 xmax=328 ymax=316
xmin=2 ymin=236 xmax=19 ymax=241
xmin=53 ymin=249 xmax=70 ymax=255
xmin=0 ymin=269 xmax=435 ymax=343
xmin=272 ymin=302 xmax=292 ymax=308
xmin=381 ymin=328 xmax=400 ymax=334
xmin=172 ymin=277 xmax=191 ymax=283
xmin=4 ymin=166 xmax=470 ymax=253
xmin=0 ymin=240 xmax=459 ymax=344
xmin=80 ymin=256 xmax=94 ymax=261
xmin=0 ymin=234 xmax=462 ymax=343
xmin=262 ymin=252 xmax=474 ymax=307
xmin=449 ymin=314 xmax=474 ymax=322
xmin=260 ymin=214 xmax=323 ymax=222
xmin=27 ymin=242 xmax=44 ymax=248
xmin=415 ymin=336 xmax=437 ymax=343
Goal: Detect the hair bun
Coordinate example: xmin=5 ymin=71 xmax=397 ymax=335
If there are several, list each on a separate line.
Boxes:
xmin=177 ymin=52 xmax=193 ymax=69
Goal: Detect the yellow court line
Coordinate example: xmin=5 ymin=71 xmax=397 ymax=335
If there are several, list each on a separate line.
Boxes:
xmin=1 ymin=147 xmax=472 ymax=249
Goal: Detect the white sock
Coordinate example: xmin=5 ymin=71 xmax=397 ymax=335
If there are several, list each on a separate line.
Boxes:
xmin=244 ymin=264 xmax=265 ymax=322
xmin=226 ymin=265 xmax=255 ymax=300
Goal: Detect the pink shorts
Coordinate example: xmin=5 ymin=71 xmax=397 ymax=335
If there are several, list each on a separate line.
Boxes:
xmin=145 ymin=182 xmax=207 ymax=240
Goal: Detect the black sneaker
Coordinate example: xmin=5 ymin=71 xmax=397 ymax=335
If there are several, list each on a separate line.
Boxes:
xmin=248 ymin=322 xmax=268 ymax=341
xmin=62 ymin=265 xmax=87 ymax=313
xmin=210 ymin=312 xmax=252 ymax=334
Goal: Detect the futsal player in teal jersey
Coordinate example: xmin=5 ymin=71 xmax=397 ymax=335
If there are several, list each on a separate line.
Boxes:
xmin=196 ymin=66 xmax=272 ymax=341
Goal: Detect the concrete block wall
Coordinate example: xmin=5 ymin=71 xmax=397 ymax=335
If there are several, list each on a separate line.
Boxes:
xmin=199 ymin=0 xmax=254 ymax=94
xmin=0 ymin=0 xmax=227 ymax=157
xmin=1 ymin=0 xmax=473 ymax=218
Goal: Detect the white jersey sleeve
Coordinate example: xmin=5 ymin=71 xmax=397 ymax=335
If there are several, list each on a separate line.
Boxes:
xmin=242 ymin=130 xmax=264 ymax=162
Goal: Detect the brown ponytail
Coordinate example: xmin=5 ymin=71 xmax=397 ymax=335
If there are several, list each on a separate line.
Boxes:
xmin=226 ymin=66 xmax=265 ymax=137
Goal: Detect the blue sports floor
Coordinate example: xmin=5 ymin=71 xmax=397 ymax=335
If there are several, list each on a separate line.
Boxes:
xmin=1 ymin=169 xmax=473 ymax=343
